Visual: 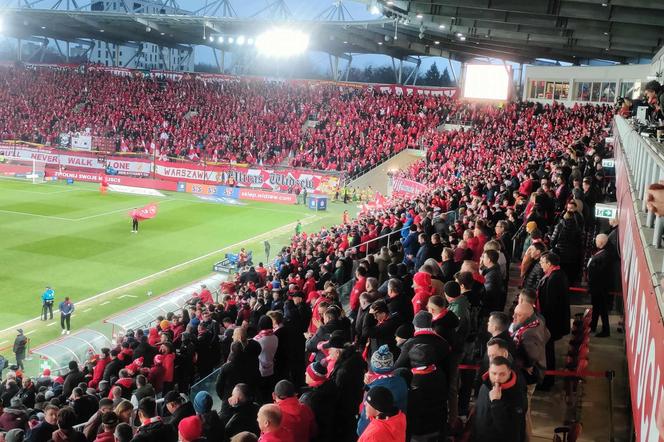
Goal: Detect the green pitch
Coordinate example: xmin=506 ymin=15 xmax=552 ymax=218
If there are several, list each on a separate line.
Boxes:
xmin=0 ymin=178 xmax=346 ymax=368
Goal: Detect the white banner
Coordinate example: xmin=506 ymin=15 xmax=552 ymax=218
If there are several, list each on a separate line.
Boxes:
xmin=71 ymin=135 xmax=93 ymax=151
xmin=0 ymin=145 xmax=151 ymax=175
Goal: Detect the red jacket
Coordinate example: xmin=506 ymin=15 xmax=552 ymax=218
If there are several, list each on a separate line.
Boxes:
xmin=277 ymin=397 xmax=317 ymax=442
xmin=358 ymin=412 xmax=407 ymax=442
xmin=349 ymin=276 xmax=367 ymax=312
xmin=199 ymin=289 xmax=213 ymax=305
xmin=161 ymin=352 xmax=175 ymax=382
xmin=258 ymin=427 xmax=294 ymax=442
xmin=94 ymin=431 xmax=115 ymax=442
xmin=411 ymin=289 xmax=432 ymax=315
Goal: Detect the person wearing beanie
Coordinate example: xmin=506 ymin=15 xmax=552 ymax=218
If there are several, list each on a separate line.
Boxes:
xmin=254 ymin=315 xmax=279 ymax=404
xmin=394 ymin=323 xmax=414 ymax=348
xmin=357 ymin=345 xmax=408 ymax=436
xmin=5 ymin=428 xmax=25 ymax=442
xmin=256 ymin=404 xmax=293 ymax=442
xmin=357 ymin=386 xmax=406 ymax=442
xmin=178 ymin=415 xmax=204 ymax=442
xmin=395 ymin=311 xmax=450 ymax=374
xmin=271 ymin=381 xmax=316 ymax=442
xmin=164 ymin=391 xmax=195 ymax=429
xmin=300 ymin=363 xmax=335 ymax=442
xmin=411 ymin=272 xmax=434 ymax=315
xmin=192 ymin=391 xmax=223 ymax=442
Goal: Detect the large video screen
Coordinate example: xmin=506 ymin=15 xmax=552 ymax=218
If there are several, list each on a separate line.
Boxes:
xmin=463 ymin=64 xmax=511 ymax=101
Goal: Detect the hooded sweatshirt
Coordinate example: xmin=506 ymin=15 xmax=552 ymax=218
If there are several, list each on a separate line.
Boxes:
xmin=358 ymin=411 xmax=406 ymax=442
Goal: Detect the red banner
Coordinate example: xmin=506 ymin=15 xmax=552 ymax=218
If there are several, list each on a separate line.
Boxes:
xmin=129 ymin=203 xmax=158 ymax=220
xmin=392 ymin=177 xmax=428 ymax=198
xmin=614 ymin=122 xmax=664 ymax=441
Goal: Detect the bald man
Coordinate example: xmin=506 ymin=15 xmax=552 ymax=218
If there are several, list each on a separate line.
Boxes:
xmin=587 ymin=233 xmax=612 ymax=337
xmin=256 ymin=404 xmax=293 ymax=442
xmin=511 ymin=302 xmax=550 ymax=442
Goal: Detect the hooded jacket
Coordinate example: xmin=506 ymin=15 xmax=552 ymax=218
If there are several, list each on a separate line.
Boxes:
xmin=276 ymin=397 xmax=316 ymax=442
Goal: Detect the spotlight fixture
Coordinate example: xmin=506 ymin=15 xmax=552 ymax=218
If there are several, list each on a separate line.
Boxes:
xmin=236 ymin=35 xmax=245 ymax=45
xmin=434 ymin=40 xmax=440 ymax=44
xmin=378 ymin=41 xmax=383 ymax=45
xmin=255 ymin=28 xmax=309 ymax=57
xmin=209 ymin=36 xmax=214 ymax=42
xmin=459 ymin=36 xmax=466 ymax=41
xmin=218 ymin=36 xmax=224 ymax=43
xmin=228 ymin=37 xmax=234 ymax=43
xmin=456 ymin=32 xmax=462 ymax=37
xmin=416 ymin=13 xmax=423 ymax=19
xmin=247 ymin=38 xmax=254 ymax=45
xmin=145 ymin=26 xmax=151 ymax=32
xmin=439 ymin=24 xmax=445 ymax=29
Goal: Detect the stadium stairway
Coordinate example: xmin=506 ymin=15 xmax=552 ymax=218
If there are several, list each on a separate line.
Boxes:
xmin=346 ymin=148 xmax=425 ymax=196
xmin=502 ymin=272 xmax=632 ymax=442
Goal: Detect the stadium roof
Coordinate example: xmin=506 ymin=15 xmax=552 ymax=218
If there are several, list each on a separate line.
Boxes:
xmin=371 ymin=0 xmax=664 ymax=64
xmin=3 ymin=0 xmax=664 ymax=64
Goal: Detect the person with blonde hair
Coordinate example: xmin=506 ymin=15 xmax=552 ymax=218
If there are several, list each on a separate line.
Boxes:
xmin=113 ymin=400 xmax=134 ymax=425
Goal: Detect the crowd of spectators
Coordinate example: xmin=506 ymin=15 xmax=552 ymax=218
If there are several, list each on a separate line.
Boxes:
xmin=0 ymin=90 xmax=619 ymax=442
xmin=0 ymin=66 xmax=470 ymax=176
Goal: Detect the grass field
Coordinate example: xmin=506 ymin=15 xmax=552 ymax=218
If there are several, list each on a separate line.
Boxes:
xmin=0 ymin=178 xmax=346 ymax=371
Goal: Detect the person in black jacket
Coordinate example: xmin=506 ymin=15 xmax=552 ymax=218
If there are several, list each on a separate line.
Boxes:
xmin=395 ymin=311 xmax=451 ymax=381
xmin=25 ymin=404 xmax=59 ymax=442
xmin=327 ymin=340 xmax=365 ymax=441
xmin=215 ymin=342 xmax=246 ymax=411
xmin=406 ymin=342 xmax=448 ymax=441
xmin=550 ymin=214 xmax=583 ymax=285
xmin=536 ymin=252 xmax=570 ymax=390
xmin=192 ymin=391 xmax=224 ymax=442
xmin=587 ymin=234 xmax=613 ymax=337
xmin=385 ymin=279 xmax=413 ymax=326
xmin=266 ymin=310 xmax=291 ymax=382
xmin=440 ymin=248 xmax=459 ymax=283
xmin=220 ymin=384 xmax=260 ymax=442
xmin=300 ymin=362 xmax=337 ymax=442
xmin=362 ymin=300 xmax=399 ymax=360
xmin=103 ymin=350 xmax=123 ymax=383
xmin=132 ymin=397 xmax=177 ymax=442
xmin=522 ymin=243 xmax=546 ymax=293
xmin=62 ymin=361 xmax=85 ymax=400
xmin=163 ymin=391 xmax=195 ymax=429
xmin=472 ymin=356 xmax=527 ymax=442
xmin=481 ymin=250 xmax=506 ymax=314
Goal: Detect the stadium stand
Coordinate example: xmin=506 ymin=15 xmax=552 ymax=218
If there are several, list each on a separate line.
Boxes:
xmin=0 ymin=66 xmax=621 ymax=442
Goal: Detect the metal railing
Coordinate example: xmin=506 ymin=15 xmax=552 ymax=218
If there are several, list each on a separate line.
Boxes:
xmin=614 ymin=116 xmax=664 ymax=272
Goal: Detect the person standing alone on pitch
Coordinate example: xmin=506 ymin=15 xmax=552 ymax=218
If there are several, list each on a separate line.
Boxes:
xmin=41 ymin=286 xmax=55 ymax=320
xmin=132 ymin=212 xmax=139 ymax=233
xmin=13 ymin=329 xmax=27 ymax=370
xmin=60 ymin=297 xmax=75 ymax=335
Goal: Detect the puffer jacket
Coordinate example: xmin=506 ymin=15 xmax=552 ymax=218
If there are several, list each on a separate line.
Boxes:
xmin=550 ymin=218 xmax=582 ymax=264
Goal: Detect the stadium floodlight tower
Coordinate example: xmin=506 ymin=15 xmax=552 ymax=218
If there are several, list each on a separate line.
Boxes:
xmin=314 ymin=1 xmax=355 ymax=82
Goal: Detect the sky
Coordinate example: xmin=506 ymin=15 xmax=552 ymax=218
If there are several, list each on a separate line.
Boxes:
xmin=182 ymin=0 xmax=465 ymax=78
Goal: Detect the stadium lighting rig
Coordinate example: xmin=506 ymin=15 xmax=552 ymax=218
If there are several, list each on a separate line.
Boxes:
xmin=206 ymin=28 xmax=309 ymax=57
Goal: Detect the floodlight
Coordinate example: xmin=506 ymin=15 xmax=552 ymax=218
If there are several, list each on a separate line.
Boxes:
xmin=247 ymin=38 xmax=254 ymax=45
xmin=369 ymin=5 xmax=380 ymax=15
xmin=228 ymin=37 xmax=234 ymax=43
xmin=145 ymin=26 xmax=151 ymax=32
xmin=218 ymin=36 xmax=224 ymax=43
xmin=459 ymin=36 xmax=466 ymax=41
xmin=237 ymin=35 xmax=245 ymax=45
xmin=209 ymin=36 xmax=214 ymax=42
xmin=255 ymin=28 xmax=309 ymax=57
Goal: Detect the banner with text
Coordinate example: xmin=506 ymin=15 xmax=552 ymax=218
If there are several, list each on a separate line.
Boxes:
xmin=614 ymin=123 xmax=664 ymax=442
xmin=392 ymin=177 xmax=428 ymax=198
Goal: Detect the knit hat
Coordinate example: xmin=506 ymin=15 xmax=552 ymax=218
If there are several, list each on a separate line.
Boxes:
xmin=443 ymin=281 xmax=461 ymax=299
xmin=42 ymin=368 xmax=51 ymax=376
xmin=193 ymin=391 xmax=213 ymax=414
xmin=526 ymin=221 xmax=537 ymax=233
xmin=370 ymin=345 xmax=394 ymax=374
xmin=395 ymin=323 xmax=414 ymax=340
xmin=5 ymin=429 xmax=25 ymax=442
xmin=413 ymin=310 xmax=433 ymax=329
xmin=159 ymin=320 xmax=170 ymax=331
xmin=366 ymin=386 xmax=396 ymax=414
xmin=306 ymin=362 xmax=327 ymax=387
xmin=178 ymin=416 xmax=203 ymax=442
xmin=413 ymin=271 xmax=432 ymax=289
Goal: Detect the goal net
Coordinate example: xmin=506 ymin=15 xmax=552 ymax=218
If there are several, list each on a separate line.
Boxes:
xmin=0 ymin=158 xmax=47 ymax=183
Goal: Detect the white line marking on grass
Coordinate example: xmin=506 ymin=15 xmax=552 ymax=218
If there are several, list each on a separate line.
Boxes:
xmin=0 ymin=215 xmax=320 ymax=333
xmin=0 ymin=214 xmax=320 ymax=336
xmin=0 ymin=209 xmax=72 ymax=221
xmin=46 ymin=322 xmax=56 ymax=327
xmin=83 ymin=308 xmax=92 ymax=313
xmin=0 ymin=341 xmax=7 ymax=345
xmin=118 ymin=295 xmax=137 ymax=299
xmin=25 ymin=330 xmax=35 ymax=335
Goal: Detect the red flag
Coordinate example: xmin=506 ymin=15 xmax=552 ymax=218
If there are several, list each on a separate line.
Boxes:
xmin=129 ymin=202 xmax=158 ymax=220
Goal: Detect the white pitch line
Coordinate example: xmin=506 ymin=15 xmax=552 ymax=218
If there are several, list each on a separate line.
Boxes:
xmin=83 ymin=308 xmax=92 ymax=313
xmin=0 ymin=214 xmax=319 ymax=336
xmin=0 ymin=340 xmax=7 ymax=345
xmin=25 ymin=330 xmax=36 ymax=335
xmin=46 ymin=322 xmax=56 ymax=327
xmin=118 ymin=295 xmax=138 ymax=299
xmin=0 ymin=209 xmax=72 ymax=221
